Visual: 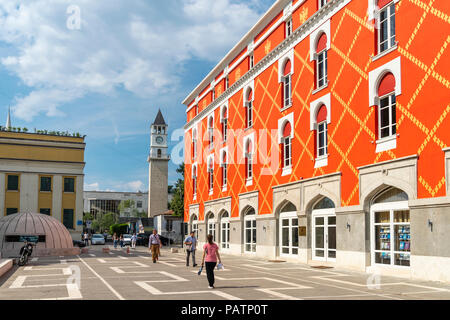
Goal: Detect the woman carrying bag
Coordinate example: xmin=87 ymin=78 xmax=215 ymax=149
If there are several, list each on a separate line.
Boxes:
xmin=201 ymin=234 xmax=222 ymax=289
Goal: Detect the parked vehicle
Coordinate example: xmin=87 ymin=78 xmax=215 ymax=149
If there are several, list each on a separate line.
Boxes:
xmin=18 ymin=242 xmax=35 ymax=266
xmin=159 ymin=235 xmax=174 ymax=246
xmin=136 ymin=233 xmax=150 ymax=246
xmin=122 ymin=234 xmax=132 ymax=246
xmin=91 ymin=234 xmax=106 ymax=245
xmin=73 ymin=240 xmax=86 ymax=248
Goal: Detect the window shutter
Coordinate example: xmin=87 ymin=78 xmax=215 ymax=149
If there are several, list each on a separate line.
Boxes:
xmin=316 ymin=33 xmax=327 ymax=53
xmin=283 ymin=121 xmax=292 ymax=138
xmin=317 ymin=104 xmax=328 ymax=123
xmin=283 ymin=59 xmax=292 ymax=76
xmin=378 ymin=73 xmax=396 ymax=97
xmin=377 ymin=0 xmax=391 ymax=9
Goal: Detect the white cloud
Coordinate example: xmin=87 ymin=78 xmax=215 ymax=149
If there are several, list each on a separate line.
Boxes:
xmin=84 ymin=182 xmax=100 ymax=191
xmin=0 ymin=0 xmax=263 ymax=121
xmin=115 ymin=180 xmax=146 ymax=192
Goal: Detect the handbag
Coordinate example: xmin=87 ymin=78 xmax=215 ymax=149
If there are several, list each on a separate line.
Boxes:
xmin=185 ymin=243 xmax=192 ymax=251
xmin=197 ymin=266 xmax=203 ymax=275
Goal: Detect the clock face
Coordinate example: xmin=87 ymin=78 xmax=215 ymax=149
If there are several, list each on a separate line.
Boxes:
xmin=156 ymin=136 xmax=164 ymax=144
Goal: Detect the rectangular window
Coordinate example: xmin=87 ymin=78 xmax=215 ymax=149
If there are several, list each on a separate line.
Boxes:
xmin=284 ymin=75 xmax=292 ymax=108
xmin=7 ymin=175 xmax=19 ymax=191
xmin=223 ymin=119 xmax=228 ymax=142
xmin=40 ymin=176 xmax=52 ymax=192
xmin=209 ymin=170 xmax=214 ymax=193
xmin=378 ymin=3 xmax=396 ymax=54
xmin=318 ymin=0 xmax=327 ymax=9
xmin=284 ymin=137 xmax=292 ymax=168
xmin=137 ymin=201 xmax=143 ymax=208
xmin=246 ymin=101 xmax=253 ymax=128
xmin=317 ymin=122 xmax=328 ymax=157
xmin=226 ymin=76 xmax=229 ymax=90
xmin=246 ymin=156 xmax=253 ymax=180
xmin=286 ymin=18 xmax=292 ymax=37
xmin=6 ymin=208 xmax=18 ymax=216
xmin=64 ymin=177 xmax=75 ymax=193
xmin=212 ymin=88 xmax=215 ymax=101
xmin=40 ymin=208 xmax=51 ymax=216
xmin=63 ymin=209 xmax=74 ymax=229
xmin=193 ymin=177 xmax=197 ymax=198
xmin=222 ymin=164 xmax=227 ymax=187
xmin=209 ymin=127 xmax=214 ymax=150
xmin=249 ymin=54 xmax=254 ymax=69
xmin=317 ymin=51 xmax=328 ymax=89
xmin=378 ymin=94 xmax=396 ymax=139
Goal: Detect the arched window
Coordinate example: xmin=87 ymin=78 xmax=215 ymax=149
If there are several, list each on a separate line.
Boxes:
xmin=313 ymin=197 xmax=335 ymax=210
xmin=245 ymin=89 xmax=253 ymax=128
xmin=282 ymin=121 xmax=292 ymax=169
xmin=316 ymin=33 xmax=328 ymax=89
xmin=245 ymin=140 xmax=253 ymax=182
xmin=316 ymin=104 xmax=328 ymax=158
xmin=377 ymin=72 xmax=396 ymax=140
xmin=221 ymin=106 xmax=228 ymax=142
xmin=221 ymin=151 xmax=227 ymax=189
xmin=283 ymin=59 xmax=292 ymax=108
xmin=157 ymin=149 xmax=162 ymax=158
xmin=279 ymin=201 xmax=298 ymax=256
xmin=377 ymin=0 xmax=396 ymax=54
xmin=371 ymin=187 xmax=410 ymax=267
xmin=208 ymin=116 xmax=214 ymax=150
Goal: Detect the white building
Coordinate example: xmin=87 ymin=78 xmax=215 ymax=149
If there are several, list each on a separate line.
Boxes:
xmin=83 ymin=191 xmax=148 ymax=218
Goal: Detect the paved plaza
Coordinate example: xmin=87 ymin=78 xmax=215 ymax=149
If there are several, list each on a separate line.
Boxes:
xmin=0 ymin=246 xmax=449 ymax=300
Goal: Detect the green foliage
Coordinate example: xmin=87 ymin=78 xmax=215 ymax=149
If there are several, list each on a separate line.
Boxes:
xmin=100 ymin=212 xmax=116 ymax=233
xmin=169 ymin=163 xmax=184 ymax=217
xmin=110 ymin=223 xmax=129 ymax=235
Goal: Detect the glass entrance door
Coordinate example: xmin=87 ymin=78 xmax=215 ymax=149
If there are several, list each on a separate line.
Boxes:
xmin=279 ymin=213 xmax=299 ymax=256
xmin=312 ymin=210 xmax=336 ymax=261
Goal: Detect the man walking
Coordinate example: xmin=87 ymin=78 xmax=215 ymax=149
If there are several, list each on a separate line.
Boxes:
xmin=184 ymin=231 xmax=198 ymax=267
xmin=148 ymin=229 xmax=161 ymax=263
xmin=131 ymin=233 xmax=137 ymax=249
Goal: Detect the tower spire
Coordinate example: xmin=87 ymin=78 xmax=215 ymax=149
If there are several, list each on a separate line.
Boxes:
xmin=6 ymin=106 xmax=11 ymax=129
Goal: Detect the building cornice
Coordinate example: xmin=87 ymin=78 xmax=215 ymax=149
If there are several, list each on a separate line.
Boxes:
xmin=184 ymin=0 xmax=349 ymax=131
xmin=357 ymin=154 xmax=418 ymax=171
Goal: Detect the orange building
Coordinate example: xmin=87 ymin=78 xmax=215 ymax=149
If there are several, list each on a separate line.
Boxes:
xmin=182 ymin=0 xmax=450 ymax=282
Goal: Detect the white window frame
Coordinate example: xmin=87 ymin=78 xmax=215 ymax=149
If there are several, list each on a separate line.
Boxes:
xmin=208 ymin=117 xmax=214 ymax=150
xmin=378 ymin=2 xmax=396 ymax=55
xmin=246 ymin=100 xmax=253 ymax=129
xmin=249 ymin=53 xmax=254 ymax=69
xmin=378 ymin=92 xmax=396 ymax=140
xmin=222 ymin=163 xmax=227 ymax=191
xmin=312 ymin=208 xmax=336 ymax=262
xmin=222 ymin=118 xmax=228 ymax=142
xmin=283 ymin=135 xmax=292 ymax=170
xmin=286 ymin=18 xmax=293 ymax=37
xmin=246 ymin=151 xmax=253 ymax=185
xmin=207 ymin=214 xmax=216 ymax=241
xmin=244 ymin=214 xmax=256 ymax=253
xmin=191 ymin=216 xmax=199 ymax=235
xmin=316 ymin=49 xmax=328 ymax=90
xmin=283 ymin=73 xmax=292 ymax=109
xmin=279 ymin=211 xmax=299 ymax=257
xmin=192 ymin=129 xmax=197 ymax=160
xmin=370 ymin=201 xmax=410 ymax=268
xmin=317 ymin=120 xmax=328 ymax=158
xmin=318 ymin=0 xmax=327 ymax=9
xmin=220 ymin=214 xmax=230 ymax=250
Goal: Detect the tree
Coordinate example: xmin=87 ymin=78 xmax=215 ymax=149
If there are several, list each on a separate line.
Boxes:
xmin=169 ymin=163 xmax=184 ymax=217
xmin=99 ymin=212 xmax=115 ymax=233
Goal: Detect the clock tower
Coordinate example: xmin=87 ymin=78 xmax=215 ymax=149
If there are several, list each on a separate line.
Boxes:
xmin=148 ymin=109 xmax=170 ymax=218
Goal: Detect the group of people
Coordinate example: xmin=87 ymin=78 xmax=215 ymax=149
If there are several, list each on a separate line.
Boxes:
xmin=184 ymin=231 xmax=222 ymax=289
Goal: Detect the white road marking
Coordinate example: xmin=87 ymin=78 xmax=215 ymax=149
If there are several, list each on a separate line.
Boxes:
xmin=89 ymin=254 xmax=96 ymax=257
xmin=31 ymin=258 xmax=38 ymax=262
xmin=77 ymin=255 xmax=125 ymax=300
xmin=9 ymin=275 xmax=82 ymax=300
xmin=23 ymin=267 xmax=72 ymax=275
xmin=118 ymin=256 xmax=127 ymax=260
xmin=97 ymin=259 xmax=107 ymax=264
xmin=60 ymin=260 xmax=67 ymax=265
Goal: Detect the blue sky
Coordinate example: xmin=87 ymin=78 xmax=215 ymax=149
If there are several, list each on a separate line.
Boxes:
xmin=0 ymin=0 xmax=274 ymax=191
